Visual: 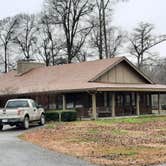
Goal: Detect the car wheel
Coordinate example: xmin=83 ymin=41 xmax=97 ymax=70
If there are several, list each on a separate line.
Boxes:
xmin=0 ymin=125 xmax=3 ymax=131
xmin=39 ymin=114 xmax=45 ymax=126
xmin=23 ymin=116 xmax=29 ymax=129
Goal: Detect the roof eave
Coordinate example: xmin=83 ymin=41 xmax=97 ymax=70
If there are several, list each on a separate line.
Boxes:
xmin=97 ymin=87 xmax=166 ymax=92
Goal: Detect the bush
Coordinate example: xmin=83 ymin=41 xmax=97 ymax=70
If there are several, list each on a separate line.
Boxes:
xmin=62 ymin=110 xmax=77 ymax=122
xmin=46 ymin=110 xmax=77 ymax=122
xmin=162 ymin=105 xmax=166 ymax=110
xmin=46 ymin=111 xmax=59 ymax=121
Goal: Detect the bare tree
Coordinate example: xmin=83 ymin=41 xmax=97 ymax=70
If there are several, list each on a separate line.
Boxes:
xmin=97 ymin=0 xmax=110 ymax=58
xmin=0 ymin=17 xmax=18 ymax=73
xmin=90 ymin=17 xmax=103 ymax=59
xmin=90 ymin=24 xmax=125 ymax=59
xmin=36 ymin=13 xmax=64 ymax=66
xmin=143 ymin=58 xmax=166 ymax=84
xmin=91 ymin=0 xmax=127 ymax=59
xmin=107 ymin=27 xmax=125 ymax=57
xmin=128 ymin=22 xmax=166 ymax=70
xmin=45 ymin=0 xmax=94 ymax=63
xmin=14 ymin=14 xmax=38 ymax=60
xmin=92 ymin=0 xmax=111 ymax=59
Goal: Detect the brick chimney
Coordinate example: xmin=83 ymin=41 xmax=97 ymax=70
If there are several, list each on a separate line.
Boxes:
xmin=17 ymin=60 xmax=45 ymax=75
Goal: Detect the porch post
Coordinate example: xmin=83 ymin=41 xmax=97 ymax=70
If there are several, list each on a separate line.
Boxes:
xmin=111 ymin=93 xmax=115 ymax=117
xmin=136 ymin=93 xmax=140 ymax=116
xmin=149 ymin=94 xmax=152 ymax=107
xmin=158 ymin=93 xmax=161 ymax=114
xmin=62 ymin=95 xmax=66 ymax=111
xmin=92 ymin=93 xmax=97 ymax=120
xmin=104 ymin=92 xmax=107 ymax=107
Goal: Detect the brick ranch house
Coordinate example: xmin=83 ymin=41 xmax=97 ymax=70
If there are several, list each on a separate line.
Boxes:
xmin=0 ymin=56 xmax=166 ymax=119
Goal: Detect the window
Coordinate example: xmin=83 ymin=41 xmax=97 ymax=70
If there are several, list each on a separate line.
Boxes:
xmin=146 ymin=95 xmax=150 ymax=106
xmin=48 ymin=95 xmax=57 ymax=109
xmin=31 ymin=101 xmax=37 ymax=108
xmin=125 ymin=95 xmax=131 ymax=106
xmin=116 ymin=95 xmax=123 ymax=107
xmin=6 ymin=100 xmax=29 ymax=108
xmin=66 ymin=103 xmax=74 ymax=109
xmin=131 ymin=93 xmax=136 ymax=106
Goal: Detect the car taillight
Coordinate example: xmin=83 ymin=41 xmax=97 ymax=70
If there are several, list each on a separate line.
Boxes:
xmin=17 ymin=110 xmax=23 ymax=115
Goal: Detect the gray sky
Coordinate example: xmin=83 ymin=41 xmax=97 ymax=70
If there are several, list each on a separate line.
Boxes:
xmin=0 ymin=0 xmax=165 ymax=58
xmin=0 ymin=0 xmax=43 ymax=19
xmin=113 ymin=0 xmax=166 ymax=58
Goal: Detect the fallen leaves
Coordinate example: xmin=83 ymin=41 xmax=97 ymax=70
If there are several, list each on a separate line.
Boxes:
xmin=22 ymin=116 xmax=166 ymax=166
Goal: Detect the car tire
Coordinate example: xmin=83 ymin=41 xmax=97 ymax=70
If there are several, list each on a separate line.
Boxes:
xmin=39 ymin=114 xmax=45 ymax=126
xmin=0 ymin=125 xmax=3 ymax=131
xmin=23 ymin=116 xmax=29 ymax=129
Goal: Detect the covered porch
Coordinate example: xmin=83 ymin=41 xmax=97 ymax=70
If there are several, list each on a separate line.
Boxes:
xmin=0 ymin=91 xmax=165 ymax=119
xmin=59 ymin=91 xmax=165 ymax=119
xmin=37 ymin=91 xmax=165 ymax=119
xmin=88 ymin=91 xmax=165 ymax=119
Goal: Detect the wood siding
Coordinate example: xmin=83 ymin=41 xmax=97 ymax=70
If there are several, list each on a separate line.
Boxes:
xmin=96 ymin=61 xmax=149 ymax=84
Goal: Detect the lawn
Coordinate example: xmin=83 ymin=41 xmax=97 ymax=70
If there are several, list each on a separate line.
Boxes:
xmin=22 ymin=115 xmax=166 ymax=166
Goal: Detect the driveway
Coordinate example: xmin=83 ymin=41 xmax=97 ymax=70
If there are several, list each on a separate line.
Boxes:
xmin=0 ymin=125 xmax=95 ymax=166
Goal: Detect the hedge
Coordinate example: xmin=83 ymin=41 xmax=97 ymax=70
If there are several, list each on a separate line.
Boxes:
xmin=46 ymin=110 xmax=77 ymax=122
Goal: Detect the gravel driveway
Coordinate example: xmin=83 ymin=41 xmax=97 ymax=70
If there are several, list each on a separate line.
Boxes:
xmin=0 ymin=125 xmax=95 ymax=166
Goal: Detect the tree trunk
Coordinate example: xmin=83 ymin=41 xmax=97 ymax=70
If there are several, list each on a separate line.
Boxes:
xmin=101 ymin=0 xmax=108 ymax=58
xmin=99 ymin=6 xmax=103 ymax=59
xmin=4 ymin=45 xmax=8 ymax=73
xmin=137 ymin=55 xmax=141 ymax=70
xmin=67 ymin=44 xmax=72 ymax=63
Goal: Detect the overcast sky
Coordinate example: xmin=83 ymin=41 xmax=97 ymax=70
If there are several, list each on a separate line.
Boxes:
xmin=0 ymin=0 xmax=43 ymax=19
xmin=113 ymin=0 xmax=166 ymax=58
xmin=0 ymin=0 xmax=165 ymax=58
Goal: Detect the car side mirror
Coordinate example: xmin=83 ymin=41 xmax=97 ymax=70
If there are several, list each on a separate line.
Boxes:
xmin=37 ymin=105 xmax=43 ymax=109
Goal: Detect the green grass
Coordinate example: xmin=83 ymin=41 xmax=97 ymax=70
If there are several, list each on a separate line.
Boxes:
xmin=106 ymin=148 xmax=138 ymax=156
xmin=96 ymin=115 xmax=166 ymax=125
xmin=88 ymin=128 xmax=100 ymax=134
xmin=46 ymin=123 xmax=57 ymax=129
xmin=100 ymin=145 xmax=164 ymax=159
xmin=111 ymin=129 xmax=128 ymax=135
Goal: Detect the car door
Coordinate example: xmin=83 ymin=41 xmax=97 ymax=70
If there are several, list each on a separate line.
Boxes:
xmin=31 ymin=100 xmax=41 ymax=120
xmin=29 ymin=100 xmax=37 ymax=121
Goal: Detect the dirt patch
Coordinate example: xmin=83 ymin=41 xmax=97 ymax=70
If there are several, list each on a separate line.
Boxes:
xmin=22 ymin=116 xmax=166 ymax=166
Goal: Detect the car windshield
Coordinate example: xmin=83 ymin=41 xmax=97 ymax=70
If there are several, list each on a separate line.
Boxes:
xmin=6 ymin=100 xmax=29 ymax=109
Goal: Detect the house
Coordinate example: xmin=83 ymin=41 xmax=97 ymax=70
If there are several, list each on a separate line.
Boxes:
xmin=0 ymin=57 xmax=166 ymax=119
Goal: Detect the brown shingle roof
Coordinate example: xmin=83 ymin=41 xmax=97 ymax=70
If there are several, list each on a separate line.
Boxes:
xmin=0 ymin=57 xmax=166 ymax=95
